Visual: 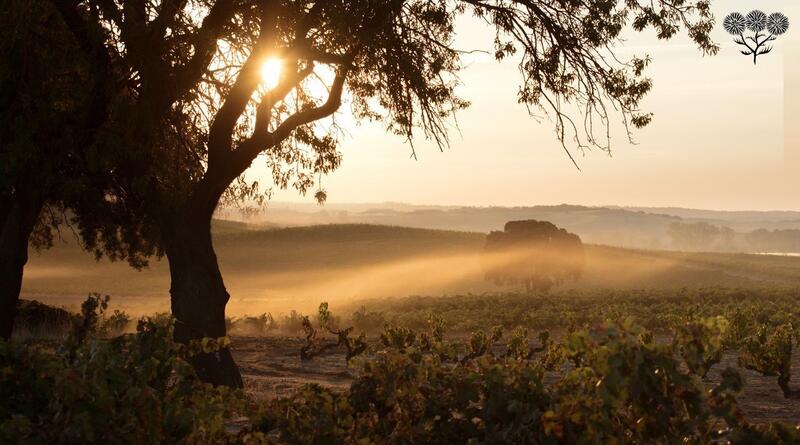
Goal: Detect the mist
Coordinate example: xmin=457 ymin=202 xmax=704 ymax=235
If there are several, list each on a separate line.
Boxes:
xmin=22 ymin=223 xmax=796 ymax=320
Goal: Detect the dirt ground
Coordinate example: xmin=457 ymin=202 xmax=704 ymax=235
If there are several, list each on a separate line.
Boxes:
xmin=234 ymin=336 xmax=353 ymax=400
xmin=231 ymin=335 xmax=800 ymax=425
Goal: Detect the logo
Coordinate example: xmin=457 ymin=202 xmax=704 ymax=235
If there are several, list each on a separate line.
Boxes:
xmin=723 ymin=11 xmax=789 ymax=64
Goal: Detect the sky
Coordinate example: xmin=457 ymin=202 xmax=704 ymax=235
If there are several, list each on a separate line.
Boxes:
xmin=256 ymin=0 xmax=798 ymax=211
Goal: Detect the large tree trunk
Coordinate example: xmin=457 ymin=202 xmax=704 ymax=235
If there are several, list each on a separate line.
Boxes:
xmin=0 ymin=190 xmax=43 ymax=340
xmin=165 ymin=206 xmax=243 ymax=388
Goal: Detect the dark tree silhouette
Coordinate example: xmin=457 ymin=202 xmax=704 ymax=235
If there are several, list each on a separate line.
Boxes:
xmin=1 ymin=1 xmax=78 ymax=339
xmin=3 ymin=0 xmax=718 ymax=385
xmin=0 ymin=0 xmax=159 ymax=340
xmin=483 ymin=220 xmax=584 ymax=292
xmin=462 ymin=0 xmax=718 ymax=163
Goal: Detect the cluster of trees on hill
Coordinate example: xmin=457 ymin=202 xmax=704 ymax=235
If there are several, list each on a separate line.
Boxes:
xmin=668 ymin=222 xmax=800 ymax=253
xmin=667 ymin=222 xmax=736 ymax=251
xmin=482 ymin=220 xmax=584 ymax=291
xmin=746 ymin=229 xmax=800 ymax=253
xmin=1 ymin=0 xmax=718 ymax=386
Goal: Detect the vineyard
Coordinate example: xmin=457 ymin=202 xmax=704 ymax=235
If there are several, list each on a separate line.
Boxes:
xmin=4 ymin=288 xmax=800 ymax=443
xmin=347 ymin=287 xmax=800 ymax=335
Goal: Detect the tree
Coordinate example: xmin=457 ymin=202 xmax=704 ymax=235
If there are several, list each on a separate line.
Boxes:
xmin=0 ymin=0 xmax=199 ymax=340
xmin=17 ymin=0 xmax=466 ymax=386
xmin=21 ymin=0 xmax=716 ymax=386
xmin=1 ymin=0 xmax=76 ymax=339
xmin=483 ymin=220 xmax=584 ymax=292
xmin=0 ymin=0 xmax=145 ymax=340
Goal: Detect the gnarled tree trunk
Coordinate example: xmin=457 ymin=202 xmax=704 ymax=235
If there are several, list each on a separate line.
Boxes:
xmin=164 ymin=186 xmax=243 ymax=388
xmin=0 ymin=190 xmax=43 ymax=340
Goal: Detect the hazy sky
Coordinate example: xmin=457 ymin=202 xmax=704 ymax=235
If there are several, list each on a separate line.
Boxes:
xmin=257 ymin=0 xmax=798 ymax=211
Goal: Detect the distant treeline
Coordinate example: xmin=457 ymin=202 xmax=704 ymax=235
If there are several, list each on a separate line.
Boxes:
xmin=745 ymin=228 xmax=800 ymax=253
xmin=668 ymin=222 xmax=800 ymax=253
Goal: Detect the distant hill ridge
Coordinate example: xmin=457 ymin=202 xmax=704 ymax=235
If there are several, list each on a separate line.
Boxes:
xmin=215 ymin=203 xmax=800 ymax=250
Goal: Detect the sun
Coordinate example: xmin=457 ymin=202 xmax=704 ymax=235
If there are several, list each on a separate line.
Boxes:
xmin=260 ymin=58 xmax=282 ymax=89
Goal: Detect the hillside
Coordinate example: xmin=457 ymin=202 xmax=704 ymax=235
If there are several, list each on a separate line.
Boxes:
xmin=21 ymin=223 xmax=800 ymax=318
xmin=222 ymin=203 xmax=800 ymax=250
xmin=618 ymin=206 xmax=800 ymax=231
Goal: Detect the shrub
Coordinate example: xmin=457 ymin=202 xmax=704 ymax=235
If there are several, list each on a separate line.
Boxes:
xmin=13 ymin=299 xmax=79 ymax=339
xmin=738 ymin=323 xmax=800 ymax=399
xmin=14 ymin=297 xmax=132 ymax=340
xmin=4 ymin=297 xmax=800 ymax=444
xmin=280 ymin=310 xmax=306 ymax=335
xmin=300 ymin=303 xmax=367 ymax=363
xmin=0 ymin=295 xmax=247 ymax=444
xmin=99 ymin=309 xmax=132 ymax=337
xmin=252 ymin=318 xmax=800 ymax=444
xmin=351 ymin=306 xmax=386 ymax=333
xmin=228 ymin=313 xmax=278 ymax=336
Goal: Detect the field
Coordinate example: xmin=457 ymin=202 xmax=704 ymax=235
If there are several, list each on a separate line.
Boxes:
xmin=16 ymin=223 xmax=800 ymax=431
xmin=21 ymin=222 xmax=800 ymax=317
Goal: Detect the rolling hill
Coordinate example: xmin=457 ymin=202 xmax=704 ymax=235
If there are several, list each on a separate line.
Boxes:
xmin=219 ymin=203 xmax=800 ymax=250
xmin=21 ymin=223 xmax=800 ymax=318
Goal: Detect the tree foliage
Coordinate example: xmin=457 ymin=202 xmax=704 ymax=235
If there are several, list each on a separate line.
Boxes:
xmin=0 ymin=0 xmax=159 ymax=265
xmin=462 ymin=0 xmax=718 ymax=164
xmin=50 ymin=0 xmax=723 ymax=244
xmin=65 ymin=0 xmax=473 ymax=236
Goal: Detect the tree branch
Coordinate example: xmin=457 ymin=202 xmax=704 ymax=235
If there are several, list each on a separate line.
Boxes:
xmin=272 ymin=67 xmax=349 ymax=143
xmin=51 ymin=0 xmax=114 ymax=141
xmin=230 ymin=66 xmax=350 ymax=174
xmin=93 ymin=0 xmax=123 ymax=25
xmin=253 ymin=62 xmax=315 ymax=134
xmin=284 ymin=44 xmax=351 ymax=65
xmin=207 ymin=4 xmax=278 ymax=169
xmin=172 ymin=0 xmax=237 ymax=97
xmin=149 ymin=0 xmax=188 ymax=45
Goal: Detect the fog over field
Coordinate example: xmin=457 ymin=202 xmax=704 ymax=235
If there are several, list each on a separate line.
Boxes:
xmin=21 ymin=215 xmax=800 ymax=318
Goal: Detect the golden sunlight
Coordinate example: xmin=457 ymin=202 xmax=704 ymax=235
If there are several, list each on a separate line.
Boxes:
xmin=260 ymin=58 xmax=282 ymax=89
